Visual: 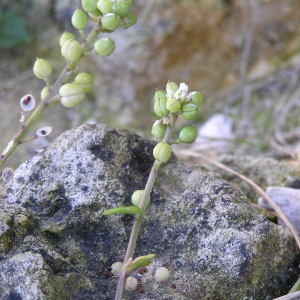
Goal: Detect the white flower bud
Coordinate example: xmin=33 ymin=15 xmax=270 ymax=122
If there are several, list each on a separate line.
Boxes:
xmin=174 ymin=82 xmax=189 ymax=100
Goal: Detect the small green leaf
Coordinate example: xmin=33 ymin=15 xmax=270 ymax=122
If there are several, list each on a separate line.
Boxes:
xmin=124 ymin=254 xmax=156 ymax=272
xmin=103 ymin=205 xmax=141 ymax=216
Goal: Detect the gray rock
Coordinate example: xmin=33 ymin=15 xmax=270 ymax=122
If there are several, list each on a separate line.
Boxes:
xmin=216 ymin=155 xmax=300 ymax=202
xmin=0 ymin=124 xmax=299 ymax=299
xmin=258 ymin=186 xmax=300 ymax=233
xmin=0 ymin=251 xmax=69 ymax=300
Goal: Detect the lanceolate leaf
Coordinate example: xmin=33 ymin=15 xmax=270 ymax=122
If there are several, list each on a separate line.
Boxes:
xmin=103 ymin=205 xmax=141 ymax=216
xmin=124 ymin=254 xmax=156 ymax=272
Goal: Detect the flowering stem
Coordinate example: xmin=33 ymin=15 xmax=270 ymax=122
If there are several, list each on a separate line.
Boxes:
xmin=114 ymin=114 xmax=177 ymax=300
xmin=82 ymin=18 xmax=102 ymax=53
xmin=0 ymin=18 xmax=102 ymax=170
xmin=0 ymin=101 xmax=46 ymax=166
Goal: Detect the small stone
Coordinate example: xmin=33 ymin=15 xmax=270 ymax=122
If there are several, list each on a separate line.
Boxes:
xmin=111 ymin=261 xmax=123 ymax=275
xmin=125 ymin=276 xmax=138 ymax=291
xmin=154 ymin=266 xmax=171 ymax=282
xmin=258 ymin=186 xmax=300 ymax=233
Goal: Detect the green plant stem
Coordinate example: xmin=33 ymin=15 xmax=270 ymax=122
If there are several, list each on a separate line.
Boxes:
xmin=114 ymin=114 xmax=177 ymax=300
xmin=49 ymin=66 xmax=68 ymax=94
xmin=0 ymin=101 xmax=46 ymax=166
xmin=0 ymin=68 xmax=66 ymax=168
xmin=82 ymin=18 xmax=101 ymax=53
xmin=0 ymin=93 xmax=61 ymax=168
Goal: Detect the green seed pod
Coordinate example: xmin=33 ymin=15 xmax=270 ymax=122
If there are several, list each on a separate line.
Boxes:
xmin=166 ymin=81 xmax=178 ymax=97
xmin=179 ymin=126 xmax=197 ymax=144
xmin=97 ymin=0 xmax=113 ymax=14
xmin=182 ymin=111 xmax=198 ymax=121
xmin=82 ymin=0 xmax=98 ymax=13
xmin=166 ymin=97 xmax=181 ymax=114
xmin=121 ymin=13 xmax=137 ymax=29
xmin=151 ymin=123 xmax=167 ymax=139
xmin=74 ymin=72 xmax=94 ymax=93
xmin=33 ymin=58 xmax=52 ymax=80
xmin=71 ymin=9 xmax=89 ymax=30
xmin=101 ymin=13 xmax=121 ymax=31
xmin=61 ymin=39 xmax=82 ymax=62
xmin=154 ymin=90 xmax=169 ymax=117
xmin=131 ymin=190 xmax=144 ymax=207
xmin=182 ymin=103 xmax=198 ymax=112
xmin=153 ymin=142 xmax=171 ymax=163
xmin=190 ymin=91 xmax=203 ymax=106
xmin=59 ymin=31 xmax=76 ymax=47
xmin=94 ymin=38 xmax=115 ymax=56
xmin=181 ymin=102 xmax=199 ymax=121
xmin=40 ymin=86 xmax=50 ymax=101
xmin=113 ymin=0 xmax=131 ymax=17
xmin=59 ymin=83 xmax=85 ymax=108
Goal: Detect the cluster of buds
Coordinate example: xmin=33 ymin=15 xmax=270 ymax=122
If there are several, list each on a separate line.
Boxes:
xmin=29 ymin=0 xmax=136 ymax=110
xmin=151 ymin=81 xmax=203 ymax=163
xmin=124 ymin=82 xmax=203 ymax=217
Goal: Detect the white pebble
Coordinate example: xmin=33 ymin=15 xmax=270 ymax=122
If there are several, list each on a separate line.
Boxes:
xmin=111 ymin=262 xmax=123 ymax=276
xmin=125 ymin=276 xmax=138 ymax=291
xmin=258 ymin=186 xmax=300 ymax=233
xmin=154 ymin=267 xmax=171 ymax=282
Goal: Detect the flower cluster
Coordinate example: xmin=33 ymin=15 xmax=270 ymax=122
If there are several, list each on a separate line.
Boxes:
xmin=151 ymin=81 xmax=203 ymax=163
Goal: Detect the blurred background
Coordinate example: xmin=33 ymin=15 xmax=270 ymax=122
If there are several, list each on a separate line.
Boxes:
xmin=1 ymin=0 xmax=300 ymax=168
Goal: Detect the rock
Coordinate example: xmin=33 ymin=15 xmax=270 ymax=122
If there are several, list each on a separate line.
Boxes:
xmin=0 ymin=124 xmax=299 ymax=299
xmin=215 ymin=155 xmax=300 ymax=201
xmin=192 ymin=114 xmax=234 ymax=151
xmin=258 ymin=186 xmax=300 ymax=233
xmin=0 ymin=251 xmax=69 ymax=300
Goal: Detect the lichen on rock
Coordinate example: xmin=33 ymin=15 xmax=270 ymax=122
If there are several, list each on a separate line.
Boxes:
xmin=0 ymin=124 xmax=299 ymax=299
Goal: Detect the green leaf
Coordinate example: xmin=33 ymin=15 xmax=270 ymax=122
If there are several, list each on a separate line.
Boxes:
xmin=0 ymin=11 xmax=32 ymax=49
xmin=124 ymin=254 xmax=156 ymax=272
xmin=103 ymin=205 xmax=141 ymax=216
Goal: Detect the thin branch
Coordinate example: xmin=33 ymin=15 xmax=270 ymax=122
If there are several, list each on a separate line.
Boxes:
xmin=139 ymin=0 xmax=155 ymax=24
xmin=175 ymin=149 xmax=300 ymax=250
xmin=239 ymin=0 xmax=259 ymax=85
xmin=238 ymin=0 xmax=260 ymax=133
xmin=114 ymin=114 xmax=177 ymax=300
